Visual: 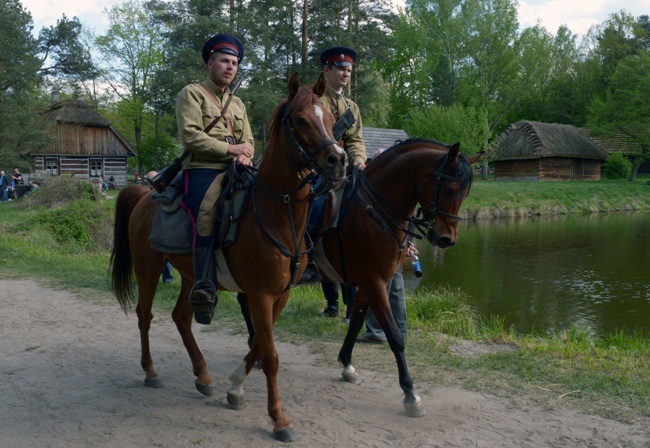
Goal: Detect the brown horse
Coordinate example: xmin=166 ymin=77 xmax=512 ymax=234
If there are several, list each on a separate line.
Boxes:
xmin=315 ymin=139 xmax=481 ymax=417
xmin=110 ymin=72 xmax=346 ymax=442
xmin=240 ymin=138 xmax=481 ymax=417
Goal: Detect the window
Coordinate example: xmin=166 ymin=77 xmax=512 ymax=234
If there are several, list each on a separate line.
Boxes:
xmin=46 ymin=159 xmax=59 ymax=176
xmin=90 ymin=160 xmax=103 ymax=177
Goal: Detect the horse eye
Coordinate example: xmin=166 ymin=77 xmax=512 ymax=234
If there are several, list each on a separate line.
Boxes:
xmin=294 ymin=117 xmax=306 ymax=127
xmin=444 ymin=187 xmax=453 ymax=196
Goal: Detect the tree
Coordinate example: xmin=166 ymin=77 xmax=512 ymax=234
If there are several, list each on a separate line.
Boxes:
xmin=96 ymin=0 xmax=166 ymax=175
xmin=587 ymin=52 xmax=650 ymax=181
xmin=405 ymin=103 xmax=489 ymax=156
xmin=0 ymin=0 xmax=47 ymax=168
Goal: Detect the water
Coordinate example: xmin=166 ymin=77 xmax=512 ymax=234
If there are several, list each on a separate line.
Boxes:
xmin=407 ymin=212 xmax=650 ymax=336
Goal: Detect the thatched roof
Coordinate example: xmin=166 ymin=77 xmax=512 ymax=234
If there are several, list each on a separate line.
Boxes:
xmin=363 ymin=127 xmax=409 ymax=159
xmin=492 ymin=121 xmax=608 ymax=161
xmin=585 ymin=128 xmax=645 ymax=156
xmin=44 ymin=99 xmax=112 ymax=127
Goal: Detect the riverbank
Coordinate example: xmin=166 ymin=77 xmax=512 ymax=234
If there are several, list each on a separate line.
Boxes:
xmin=460 ymin=176 xmax=650 ymax=219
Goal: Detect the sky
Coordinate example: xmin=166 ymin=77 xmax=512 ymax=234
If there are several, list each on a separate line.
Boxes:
xmin=21 ymin=0 xmax=648 ymax=40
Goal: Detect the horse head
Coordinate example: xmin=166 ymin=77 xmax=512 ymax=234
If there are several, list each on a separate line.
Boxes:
xmin=283 ymin=72 xmax=347 ymax=184
xmin=417 ymin=144 xmax=481 ymax=249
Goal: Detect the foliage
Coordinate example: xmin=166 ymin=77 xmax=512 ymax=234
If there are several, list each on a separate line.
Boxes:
xmin=405 ymin=103 xmax=490 ymax=154
xmin=601 ymin=153 xmax=633 ymax=179
xmin=16 ymin=177 xmax=114 ymax=250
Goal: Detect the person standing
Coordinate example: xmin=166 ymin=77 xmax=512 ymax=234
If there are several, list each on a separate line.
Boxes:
xmin=358 ymin=243 xmax=418 ymax=344
xmin=12 ymin=168 xmax=23 ymax=185
xmin=177 ymin=33 xmax=254 ymax=325
xmin=0 ymin=170 xmax=8 ymax=201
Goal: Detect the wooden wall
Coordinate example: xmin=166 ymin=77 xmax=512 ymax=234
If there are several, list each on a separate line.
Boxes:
xmin=495 ymin=158 xmax=602 ymax=181
xmin=33 ymin=156 xmax=129 ymax=187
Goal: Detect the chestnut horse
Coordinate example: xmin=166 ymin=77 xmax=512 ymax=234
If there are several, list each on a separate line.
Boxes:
xmin=314 ymin=139 xmax=481 ymax=417
xmin=110 ymin=72 xmax=346 ymax=442
xmin=239 ymin=139 xmax=481 ymax=417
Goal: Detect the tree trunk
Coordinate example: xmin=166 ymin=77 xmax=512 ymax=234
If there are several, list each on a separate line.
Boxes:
xmin=629 ymin=160 xmax=641 ymax=181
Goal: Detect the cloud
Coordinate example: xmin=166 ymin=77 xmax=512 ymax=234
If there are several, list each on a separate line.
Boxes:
xmin=518 ymin=0 xmax=648 ymax=37
xmin=21 ymin=0 xmax=119 ymax=34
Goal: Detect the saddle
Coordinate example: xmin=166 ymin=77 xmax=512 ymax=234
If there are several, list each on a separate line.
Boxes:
xmin=149 ymin=164 xmax=256 ymax=265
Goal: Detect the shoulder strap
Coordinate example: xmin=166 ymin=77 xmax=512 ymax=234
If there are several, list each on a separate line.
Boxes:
xmin=198 ymin=82 xmax=235 ymax=135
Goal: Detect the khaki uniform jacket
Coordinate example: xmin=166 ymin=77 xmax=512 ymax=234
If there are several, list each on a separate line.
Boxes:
xmin=319 ymin=87 xmax=367 ymax=166
xmin=177 ymin=77 xmax=255 ymax=170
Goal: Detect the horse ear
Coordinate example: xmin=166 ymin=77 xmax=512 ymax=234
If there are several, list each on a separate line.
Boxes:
xmin=467 ymin=150 xmax=484 ymax=165
xmin=448 ymin=143 xmax=460 ymax=162
xmin=313 ymin=73 xmax=326 ymax=97
xmin=288 ymin=72 xmax=300 ymax=101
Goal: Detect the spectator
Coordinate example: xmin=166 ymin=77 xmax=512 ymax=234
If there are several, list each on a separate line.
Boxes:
xmin=0 ymin=170 xmax=8 ymax=201
xmin=26 ymin=180 xmax=39 ymax=195
xmin=357 ymin=242 xmax=417 ymax=344
xmin=12 ymin=168 xmax=23 ymax=185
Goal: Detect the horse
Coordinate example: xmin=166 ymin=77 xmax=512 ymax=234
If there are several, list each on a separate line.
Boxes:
xmin=110 ymin=72 xmax=346 ymax=442
xmin=236 ymin=138 xmax=481 ymax=417
xmin=313 ymin=139 xmax=482 ymax=417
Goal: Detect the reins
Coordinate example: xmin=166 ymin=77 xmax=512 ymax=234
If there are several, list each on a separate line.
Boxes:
xmin=252 ymin=102 xmax=337 ymax=288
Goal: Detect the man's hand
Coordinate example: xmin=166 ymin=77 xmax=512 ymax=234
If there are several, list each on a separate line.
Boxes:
xmin=234 ymin=154 xmax=253 ymax=166
xmin=406 ymin=241 xmax=418 ymax=258
xmin=355 ymin=161 xmax=366 ymax=170
xmin=228 ymin=142 xmax=254 ymax=158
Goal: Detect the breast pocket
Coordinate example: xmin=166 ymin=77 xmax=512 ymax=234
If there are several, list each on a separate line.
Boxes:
xmin=232 ymin=112 xmax=246 ymax=137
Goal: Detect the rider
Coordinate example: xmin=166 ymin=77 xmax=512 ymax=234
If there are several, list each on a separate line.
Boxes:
xmin=307 ymin=46 xmax=367 ymax=320
xmin=177 ymin=33 xmax=255 ymax=325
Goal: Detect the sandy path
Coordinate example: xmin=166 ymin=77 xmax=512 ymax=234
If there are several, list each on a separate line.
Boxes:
xmin=0 ymin=279 xmax=647 ymax=447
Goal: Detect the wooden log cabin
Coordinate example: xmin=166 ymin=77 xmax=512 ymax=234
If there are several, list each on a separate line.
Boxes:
xmin=491 ymin=121 xmax=608 ymax=181
xmin=32 ymin=99 xmax=136 ymax=187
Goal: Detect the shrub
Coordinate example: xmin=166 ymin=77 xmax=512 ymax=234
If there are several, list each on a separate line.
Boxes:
xmin=602 ymin=153 xmax=632 ymax=179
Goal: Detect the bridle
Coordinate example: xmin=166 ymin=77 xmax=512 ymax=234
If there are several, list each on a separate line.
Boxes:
xmin=252 ymin=101 xmax=339 ymax=287
xmin=281 ymin=103 xmax=337 ymax=193
xmin=410 ymin=155 xmax=466 ymax=236
xmin=353 ymin=153 xmax=467 ymax=247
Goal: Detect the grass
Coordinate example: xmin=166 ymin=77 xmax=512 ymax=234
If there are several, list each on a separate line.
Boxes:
xmin=1 ymin=176 xmax=649 ymax=424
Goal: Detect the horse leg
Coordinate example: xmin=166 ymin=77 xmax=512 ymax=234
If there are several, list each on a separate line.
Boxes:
xmin=171 ymin=273 xmax=213 ymax=397
xmin=368 ymin=288 xmax=425 ymax=418
xmin=337 ymin=289 xmax=369 ymax=384
xmin=134 ymin=266 xmax=163 ymax=389
xmin=238 ymin=291 xmax=296 ymax=442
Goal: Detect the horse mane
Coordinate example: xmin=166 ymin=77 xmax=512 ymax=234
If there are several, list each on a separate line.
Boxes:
xmin=370 ymin=138 xmax=473 ymax=190
xmin=260 ymin=85 xmax=315 ymax=169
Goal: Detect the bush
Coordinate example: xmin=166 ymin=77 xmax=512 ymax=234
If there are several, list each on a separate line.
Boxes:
xmin=602 ymin=153 xmax=632 ymax=179
xmin=29 ymin=199 xmax=114 ymax=250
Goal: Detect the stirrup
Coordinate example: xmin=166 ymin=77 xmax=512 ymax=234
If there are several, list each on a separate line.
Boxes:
xmin=297 ymin=267 xmax=323 ymax=285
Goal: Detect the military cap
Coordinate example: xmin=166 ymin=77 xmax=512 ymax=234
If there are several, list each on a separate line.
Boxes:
xmin=320 ymin=46 xmax=357 ymax=67
xmin=202 ymin=34 xmax=244 ymax=64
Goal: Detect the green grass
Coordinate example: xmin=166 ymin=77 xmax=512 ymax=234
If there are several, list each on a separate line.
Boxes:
xmin=1 ymin=176 xmax=650 ymax=423
xmin=462 ymin=175 xmax=650 ymax=218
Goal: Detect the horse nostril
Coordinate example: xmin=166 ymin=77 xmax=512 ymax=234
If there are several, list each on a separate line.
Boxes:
xmin=327 ymin=153 xmax=341 ymax=168
xmin=438 ymin=237 xmax=454 ymax=248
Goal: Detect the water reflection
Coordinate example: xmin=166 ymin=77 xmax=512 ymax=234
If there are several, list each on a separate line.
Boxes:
xmin=409 ymin=212 xmax=650 ymax=336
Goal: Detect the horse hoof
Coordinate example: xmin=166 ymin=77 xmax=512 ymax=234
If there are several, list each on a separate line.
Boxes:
xmin=144 ymin=377 xmax=163 ymax=388
xmin=227 ymin=391 xmax=246 ymax=410
xmin=342 ymin=365 xmax=361 ymax=384
xmin=195 ymin=381 xmax=213 ymax=397
xmin=404 ymin=395 xmax=426 ymax=417
xmin=274 ymin=426 xmax=298 ymax=442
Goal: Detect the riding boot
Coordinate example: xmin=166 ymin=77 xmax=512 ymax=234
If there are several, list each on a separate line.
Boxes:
xmin=189 ymin=246 xmax=217 ymax=325
xmin=317 ymin=282 xmax=339 ymax=318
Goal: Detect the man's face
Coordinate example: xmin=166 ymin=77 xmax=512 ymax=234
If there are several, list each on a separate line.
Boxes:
xmin=208 ymin=53 xmax=239 ymax=89
xmin=324 ymin=65 xmax=352 ymax=92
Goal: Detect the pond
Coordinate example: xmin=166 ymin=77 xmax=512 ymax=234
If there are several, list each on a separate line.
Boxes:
xmin=408 ymin=212 xmax=650 ymax=336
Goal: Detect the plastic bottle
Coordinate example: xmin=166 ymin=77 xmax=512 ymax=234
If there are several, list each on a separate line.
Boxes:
xmin=412 ymin=255 xmax=423 ymax=278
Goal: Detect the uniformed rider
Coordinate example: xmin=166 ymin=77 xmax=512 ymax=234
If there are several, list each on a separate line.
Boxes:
xmin=177 ymin=33 xmax=254 ymax=325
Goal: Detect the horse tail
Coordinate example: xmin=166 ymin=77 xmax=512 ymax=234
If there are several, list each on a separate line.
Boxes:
xmin=110 ymin=185 xmax=147 ymax=313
